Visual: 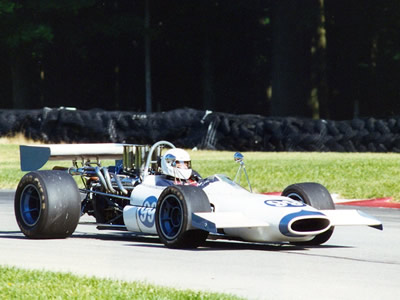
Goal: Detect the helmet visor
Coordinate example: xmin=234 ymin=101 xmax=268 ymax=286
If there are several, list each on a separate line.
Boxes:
xmin=175 ymin=160 xmax=191 ymax=169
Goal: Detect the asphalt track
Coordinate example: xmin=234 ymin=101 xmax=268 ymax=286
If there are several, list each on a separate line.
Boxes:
xmin=1 ymin=190 xmax=399 ymax=300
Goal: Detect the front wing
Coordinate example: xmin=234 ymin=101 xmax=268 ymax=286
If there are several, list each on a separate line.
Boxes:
xmin=192 ymin=212 xmax=270 ymax=234
xmin=192 ymin=209 xmax=382 ymax=242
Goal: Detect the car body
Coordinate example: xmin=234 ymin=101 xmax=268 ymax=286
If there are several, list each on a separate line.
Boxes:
xmin=15 ymin=140 xmax=382 ymax=248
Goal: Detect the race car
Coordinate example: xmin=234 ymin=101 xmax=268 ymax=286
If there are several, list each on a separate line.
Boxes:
xmin=15 ymin=140 xmax=382 ymax=248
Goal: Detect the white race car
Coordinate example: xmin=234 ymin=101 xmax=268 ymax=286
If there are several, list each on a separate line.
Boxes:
xmin=15 ymin=141 xmax=382 ymax=248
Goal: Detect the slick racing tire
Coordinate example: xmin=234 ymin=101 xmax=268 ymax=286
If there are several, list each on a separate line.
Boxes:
xmin=15 ymin=171 xmax=81 ymax=239
xmin=155 ymin=185 xmax=211 ymax=249
xmin=282 ymin=182 xmax=335 ymax=245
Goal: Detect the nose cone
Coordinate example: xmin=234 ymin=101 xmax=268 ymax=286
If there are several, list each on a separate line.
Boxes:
xmin=279 ymin=210 xmax=331 ymax=237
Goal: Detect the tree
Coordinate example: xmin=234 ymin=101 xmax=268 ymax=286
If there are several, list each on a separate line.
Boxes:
xmin=0 ymin=1 xmax=108 ymax=109
xmin=270 ymin=0 xmax=325 ymax=118
xmin=0 ymin=0 xmax=145 ymax=110
xmin=0 ymin=0 xmax=54 ymax=108
xmin=326 ymin=0 xmax=400 ymax=119
xmin=151 ymin=0 xmax=271 ymax=115
xmin=310 ymin=0 xmax=328 ymax=119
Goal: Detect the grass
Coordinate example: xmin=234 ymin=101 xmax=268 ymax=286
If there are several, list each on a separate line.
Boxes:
xmin=0 ymin=266 xmax=241 ymax=300
xmin=190 ymin=150 xmax=400 ymax=200
xmin=0 ymin=144 xmax=24 ymax=189
xmin=1 ymin=140 xmax=400 ymax=199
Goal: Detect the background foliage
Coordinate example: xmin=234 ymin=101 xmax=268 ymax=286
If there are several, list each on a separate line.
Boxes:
xmin=1 ymin=0 xmax=400 ymax=119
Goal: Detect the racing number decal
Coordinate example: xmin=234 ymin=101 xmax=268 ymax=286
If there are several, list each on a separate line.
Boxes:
xmin=138 ymin=196 xmax=157 ymax=227
xmin=264 ymin=199 xmax=306 ymax=207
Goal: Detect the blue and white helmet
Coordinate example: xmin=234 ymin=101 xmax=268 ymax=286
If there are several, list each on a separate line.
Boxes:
xmin=161 ymin=148 xmax=192 ymax=180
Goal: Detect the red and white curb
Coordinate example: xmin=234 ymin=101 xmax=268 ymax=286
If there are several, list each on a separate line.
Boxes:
xmin=264 ymin=192 xmax=400 ymax=209
xmin=331 ymin=194 xmax=400 ymax=209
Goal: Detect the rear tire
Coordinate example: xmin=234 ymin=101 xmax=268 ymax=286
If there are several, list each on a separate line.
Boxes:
xmin=155 ymin=185 xmax=210 ymax=248
xmin=15 ymin=171 xmax=81 ymax=238
xmin=282 ymin=182 xmax=335 ymax=245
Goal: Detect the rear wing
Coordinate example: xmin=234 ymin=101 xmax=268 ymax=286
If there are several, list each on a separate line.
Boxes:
xmin=20 ymin=144 xmax=125 ymax=171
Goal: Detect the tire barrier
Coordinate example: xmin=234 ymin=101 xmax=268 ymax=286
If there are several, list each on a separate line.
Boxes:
xmin=1 ymin=107 xmax=400 ymax=152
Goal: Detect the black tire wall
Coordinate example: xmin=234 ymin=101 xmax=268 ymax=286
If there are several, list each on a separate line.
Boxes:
xmin=1 ymin=107 xmax=400 ymax=152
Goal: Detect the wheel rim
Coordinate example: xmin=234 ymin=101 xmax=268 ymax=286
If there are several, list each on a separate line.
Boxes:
xmin=158 ymin=195 xmax=183 ymax=240
xmin=286 ymin=192 xmax=305 ymax=204
xmin=20 ymin=184 xmax=42 ymax=227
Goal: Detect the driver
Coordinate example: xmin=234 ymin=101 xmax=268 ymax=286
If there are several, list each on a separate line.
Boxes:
xmin=160 ymin=148 xmax=198 ymax=185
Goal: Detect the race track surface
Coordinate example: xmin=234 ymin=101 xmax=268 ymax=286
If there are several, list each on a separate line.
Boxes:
xmin=1 ymin=190 xmax=399 ymax=300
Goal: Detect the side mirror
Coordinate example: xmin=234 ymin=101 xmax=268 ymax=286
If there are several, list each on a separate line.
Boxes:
xmin=233 ymin=152 xmax=252 ymax=192
xmin=234 ymin=152 xmax=244 ymax=164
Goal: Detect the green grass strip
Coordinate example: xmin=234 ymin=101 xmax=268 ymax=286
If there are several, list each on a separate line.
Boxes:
xmin=2 ymin=144 xmax=400 ymax=200
xmin=0 ymin=266 xmax=242 ymax=300
xmin=190 ymin=150 xmax=400 ymax=200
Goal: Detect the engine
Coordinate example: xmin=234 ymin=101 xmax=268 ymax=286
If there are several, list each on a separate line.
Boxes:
xmin=78 ymin=143 xmax=166 ymax=226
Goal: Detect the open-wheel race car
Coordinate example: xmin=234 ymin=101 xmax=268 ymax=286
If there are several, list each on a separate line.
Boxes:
xmin=15 ymin=140 xmax=382 ymax=248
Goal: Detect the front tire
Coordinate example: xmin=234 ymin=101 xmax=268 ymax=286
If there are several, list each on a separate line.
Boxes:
xmin=155 ymin=185 xmax=211 ymax=248
xmin=282 ymin=182 xmax=335 ymax=245
xmin=15 ymin=171 xmax=81 ymax=239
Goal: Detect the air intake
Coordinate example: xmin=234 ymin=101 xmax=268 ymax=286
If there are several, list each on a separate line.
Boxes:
xmin=291 ymin=218 xmax=330 ymax=234
xmin=279 ymin=210 xmax=331 ymax=237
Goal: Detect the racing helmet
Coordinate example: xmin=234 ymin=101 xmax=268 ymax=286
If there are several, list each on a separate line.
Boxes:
xmin=161 ymin=148 xmax=192 ymax=180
